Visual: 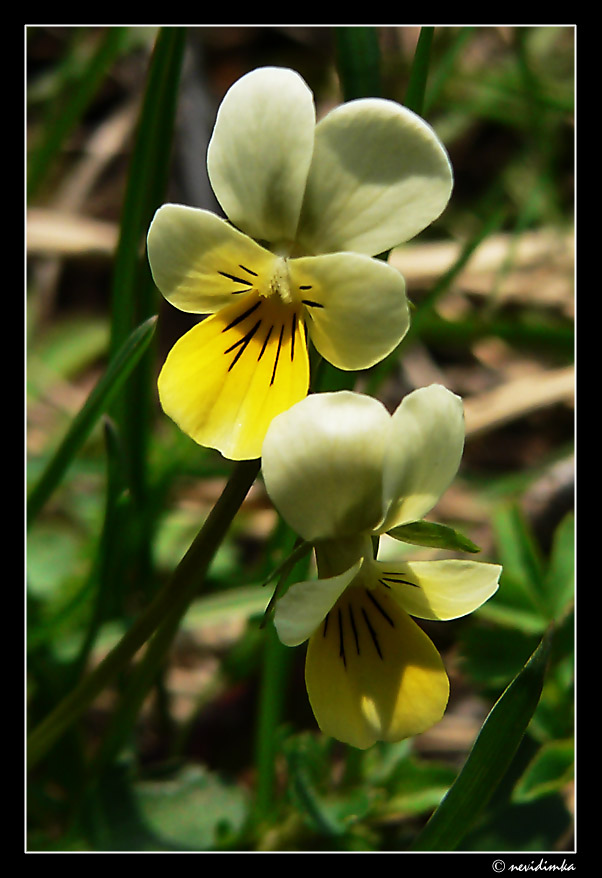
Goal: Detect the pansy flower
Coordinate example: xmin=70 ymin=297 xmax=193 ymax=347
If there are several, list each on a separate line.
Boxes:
xmin=261 ymin=385 xmax=501 ymax=749
xmin=147 ymin=67 xmax=453 ymax=460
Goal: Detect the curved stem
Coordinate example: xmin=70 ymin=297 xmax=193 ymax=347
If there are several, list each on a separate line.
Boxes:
xmin=27 ymin=458 xmax=260 ymax=769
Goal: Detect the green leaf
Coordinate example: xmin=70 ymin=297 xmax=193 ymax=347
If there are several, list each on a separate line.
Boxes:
xmin=383 ymin=757 xmax=457 ymax=817
xmin=493 ymin=503 xmax=549 ymax=617
xmin=459 ymin=625 xmax=541 ymax=689
xmin=335 ymin=26 xmax=382 ymax=101
xmin=134 ymin=764 xmax=248 ymax=850
xmin=411 ymin=632 xmax=551 ymax=851
xmin=513 ymin=739 xmax=574 ymax=804
xmin=545 ymin=512 xmax=575 ymax=620
xmin=387 ymin=520 xmax=481 ymax=553
xmin=27 ymin=315 xmax=157 ymax=526
xmin=404 ymin=26 xmax=434 ymax=115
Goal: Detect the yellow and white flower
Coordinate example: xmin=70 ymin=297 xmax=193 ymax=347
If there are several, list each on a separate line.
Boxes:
xmin=261 ymin=385 xmax=501 ymax=749
xmin=147 ymin=67 xmax=453 ymax=460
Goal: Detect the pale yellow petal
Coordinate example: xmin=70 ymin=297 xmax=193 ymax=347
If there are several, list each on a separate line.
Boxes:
xmin=207 ymin=67 xmax=315 ymax=245
xmin=305 ymin=583 xmax=449 ymax=749
xmin=157 ymin=292 xmax=309 ymax=460
xmin=375 ymin=558 xmax=502 ymax=621
xmin=147 ymin=204 xmax=275 ymax=314
xmin=273 ymin=559 xmax=363 ymax=647
xmin=297 ymin=98 xmax=453 ymax=256
xmin=380 ymin=385 xmax=465 ymax=531
xmin=261 ymin=391 xmax=390 ymax=541
xmin=290 ymin=253 xmax=410 ymax=371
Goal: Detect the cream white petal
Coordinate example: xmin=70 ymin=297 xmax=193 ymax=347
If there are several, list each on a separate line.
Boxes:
xmin=207 ymin=67 xmax=316 ymax=246
xmin=380 ymin=385 xmax=465 ymax=531
xmin=273 ymin=560 xmax=363 ymax=647
xmin=376 ymin=558 xmax=502 ymax=621
xmin=296 ymin=98 xmax=453 ymax=257
xmin=147 ymin=204 xmax=275 ymax=314
xmin=261 ymin=391 xmax=391 ymax=541
xmin=290 ymin=253 xmax=410 ymax=371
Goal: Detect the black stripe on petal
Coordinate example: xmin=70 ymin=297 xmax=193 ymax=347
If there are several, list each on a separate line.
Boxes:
xmin=222 ymin=299 xmax=261 ymax=332
xmin=338 ymin=608 xmax=346 ymax=667
xmin=366 ymin=590 xmax=395 ymax=627
xmin=361 ymin=608 xmax=383 ymax=660
xmin=226 ymin=320 xmax=261 ymax=371
xmin=219 ymin=269 xmax=254 ymax=287
xmin=270 ymin=325 xmax=285 ymax=386
xmin=290 ymin=313 xmax=297 ymax=361
xmin=258 ymin=325 xmax=274 ymax=362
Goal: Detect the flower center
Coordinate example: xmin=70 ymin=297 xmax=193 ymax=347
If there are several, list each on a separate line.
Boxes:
xmin=265 ymin=256 xmax=294 ymax=306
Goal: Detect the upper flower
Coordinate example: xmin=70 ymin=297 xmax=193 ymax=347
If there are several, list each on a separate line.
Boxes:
xmin=261 ymin=386 xmax=501 ymax=749
xmin=147 ymin=67 xmax=453 ymax=460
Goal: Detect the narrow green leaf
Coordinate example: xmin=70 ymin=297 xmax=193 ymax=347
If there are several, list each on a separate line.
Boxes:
xmin=387 ymin=520 xmax=481 ymax=553
xmin=411 ymin=632 xmax=551 ymax=851
xmin=493 ymin=503 xmax=550 ymax=619
xmin=335 ymin=26 xmax=382 ymax=101
xmin=108 ymin=27 xmax=186 ymax=508
xmin=545 ymin=512 xmax=575 ymax=620
xmin=27 ymin=27 xmax=128 ymax=200
xmin=404 ymin=26 xmax=434 ymax=115
xmin=27 ymin=315 xmax=157 ymax=526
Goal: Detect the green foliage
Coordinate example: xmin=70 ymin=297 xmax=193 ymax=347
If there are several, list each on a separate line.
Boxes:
xmin=388 ymin=519 xmax=481 ymax=553
xmin=27 ymin=25 xmax=574 ymax=853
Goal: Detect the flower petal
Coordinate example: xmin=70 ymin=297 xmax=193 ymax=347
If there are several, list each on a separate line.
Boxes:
xmin=273 ymin=559 xmax=363 ymax=647
xmin=380 ymin=385 xmax=465 ymax=531
xmin=261 ymin=391 xmax=391 ymax=541
xmin=375 ymin=558 xmax=502 ymax=621
xmin=207 ymin=67 xmax=316 ymax=246
xmin=147 ymin=204 xmax=275 ymax=314
xmin=290 ymin=253 xmax=410 ymax=370
xmin=305 ymin=583 xmax=449 ymax=748
xmin=157 ymin=292 xmax=309 ymax=460
xmin=296 ymin=98 xmax=453 ymax=257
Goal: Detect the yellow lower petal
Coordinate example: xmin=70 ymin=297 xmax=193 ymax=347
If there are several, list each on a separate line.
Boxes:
xmin=157 ymin=292 xmax=309 ymax=460
xmin=305 ymin=584 xmax=449 ymax=749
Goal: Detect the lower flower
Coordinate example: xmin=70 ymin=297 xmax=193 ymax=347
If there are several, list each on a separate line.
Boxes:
xmin=262 ymin=388 xmax=502 ymax=749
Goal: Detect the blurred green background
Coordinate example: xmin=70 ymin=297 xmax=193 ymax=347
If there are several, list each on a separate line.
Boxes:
xmin=26 ymin=26 xmax=574 ymax=853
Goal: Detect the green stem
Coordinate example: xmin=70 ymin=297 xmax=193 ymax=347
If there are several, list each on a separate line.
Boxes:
xmin=254 ymin=624 xmax=294 ymax=823
xmin=27 ymin=458 xmax=260 ymax=769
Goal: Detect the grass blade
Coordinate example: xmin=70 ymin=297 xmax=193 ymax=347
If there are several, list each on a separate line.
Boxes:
xmin=27 ymin=315 xmax=157 ymax=526
xmin=108 ymin=27 xmax=186 ymax=505
xmin=404 ymin=26 xmax=434 ymax=115
xmin=335 ymin=26 xmax=382 ymax=101
xmin=27 ymin=27 xmax=128 ymax=201
xmin=411 ymin=632 xmax=551 ymax=851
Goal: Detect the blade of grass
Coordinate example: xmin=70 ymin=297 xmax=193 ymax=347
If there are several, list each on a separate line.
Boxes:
xmin=335 ymin=26 xmax=382 ymax=100
xmin=27 ymin=458 xmax=260 ymax=769
xmin=27 ymin=315 xmax=157 ymax=526
xmin=253 ymin=522 xmax=309 ymax=824
xmin=411 ymin=632 xmax=551 ymax=851
xmin=423 ymin=27 xmax=475 ymax=114
xmin=27 ymin=27 xmax=128 ymax=201
xmin=108 ymin=26 xmax=186 ymax=506
xmin=403 ymin=26 xmax=434 ymax=115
